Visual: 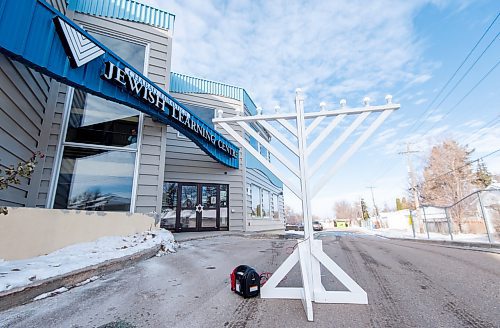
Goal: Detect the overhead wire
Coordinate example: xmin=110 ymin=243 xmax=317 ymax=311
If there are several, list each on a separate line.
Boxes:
xmin=415 ymin=147 xmax=500 ymax=188
xmin=405 ymin=13 xmax=499 ymax=135
xmin=369 ymin=14 xmax=499 ymax=185
xmin=462 ymin=115 xmax=500 ymax=145
xmin=419 ymin=58 xmax=500 ymax=137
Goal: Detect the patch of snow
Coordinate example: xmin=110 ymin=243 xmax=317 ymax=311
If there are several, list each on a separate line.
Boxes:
xmin=33 ymin=287 xmax=68 ymax=301
xmin=0 ymin=229 xmax=177 ymax=293
xmin=358 ymin=227 xmax=497 ymax=244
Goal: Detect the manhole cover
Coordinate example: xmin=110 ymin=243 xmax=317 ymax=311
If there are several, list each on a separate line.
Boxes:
xmin=206 ymin=266 xmax=216 ymax=269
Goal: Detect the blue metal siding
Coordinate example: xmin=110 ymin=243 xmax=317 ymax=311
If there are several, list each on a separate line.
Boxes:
xmin=242 ymin=89 xmax=257 ymax=115
xmin=170 ymin=72 xmax=243 ymax=101
xmin=245 ymin=151 xmax=283 ymax=188
xmin=67 ymin=0 xmax=175 ymax=30
xmin=0 ymin=0 xmax=238 ymax=168
xmin=170 ymin=72 xmax=258 ymax=116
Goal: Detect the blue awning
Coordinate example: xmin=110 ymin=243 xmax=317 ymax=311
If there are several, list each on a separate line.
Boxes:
xmin=0 ymin=0 xmax=239 ymax=168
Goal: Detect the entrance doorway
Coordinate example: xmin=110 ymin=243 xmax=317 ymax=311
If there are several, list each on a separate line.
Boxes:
xmin=161 ymin=182 xmax=229 ymax=232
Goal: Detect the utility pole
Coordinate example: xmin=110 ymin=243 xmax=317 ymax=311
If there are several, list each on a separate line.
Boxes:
xmin=367 ymin=186 xmax=379 ymax=228
xmin=399 ymin=143 xmax=420 ymax=234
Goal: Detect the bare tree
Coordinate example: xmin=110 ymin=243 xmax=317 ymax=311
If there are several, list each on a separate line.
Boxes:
xmin=334 ymin=200 xmax=360 ymax=226
xmin=419 ymin=140 xmax=476 ymax=232
xmin=1 ymin=152 xmax=43 ymax=215
xmin=284 ymin=205 xmax=302 ymax=224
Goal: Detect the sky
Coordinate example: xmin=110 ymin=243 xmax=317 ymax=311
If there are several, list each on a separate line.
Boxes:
xmin=142 ymin=0 xmax=499 ymax=217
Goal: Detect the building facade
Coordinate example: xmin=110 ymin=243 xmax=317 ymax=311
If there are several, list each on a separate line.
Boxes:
xmin=0 ymin=0 xmax=284 ymax=249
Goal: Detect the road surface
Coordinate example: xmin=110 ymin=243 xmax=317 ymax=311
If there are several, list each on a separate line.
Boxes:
xmin=1 ymin=231 xmax=499 ymax=327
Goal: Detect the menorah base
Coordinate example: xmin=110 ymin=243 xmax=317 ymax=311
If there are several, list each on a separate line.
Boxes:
xmin=260 ymin=239 xmax=368 ymax=321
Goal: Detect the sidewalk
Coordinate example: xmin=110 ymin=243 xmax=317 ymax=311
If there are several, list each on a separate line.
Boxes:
xmin=0 ymin=229 xmax=283 ymax=312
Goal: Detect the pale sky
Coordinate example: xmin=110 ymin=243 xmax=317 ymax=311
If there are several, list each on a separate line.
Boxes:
xmin=142 ymin=0 xmax=499 ymax=217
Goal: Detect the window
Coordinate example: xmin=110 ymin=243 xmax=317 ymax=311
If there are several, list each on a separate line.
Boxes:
xmin=161 ymin=182 xmax=178 ymax=229
xmin=54 ymin=147 xmax=135 ymax=211
xmin=251 ymin=184 xmax=261 ymax=217
xmin=65 ymin=92 xmax=139 ymax=148
xmin=262 ymin=190 xmax=270 ymax=218
xmin=273 ymin=194 xmax=279 ymax=220
xmin=52 ymin=34 xmax=146 ymax=212
xmin=260 ymin=145 xmax=268 ymax=160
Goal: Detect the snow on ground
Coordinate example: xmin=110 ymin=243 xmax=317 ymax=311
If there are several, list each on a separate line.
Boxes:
xmin=285 ymin=228 xmax=498 ymax=244
xmin=356 ymin=227 xmax=497 ymax=244
xmin=0 ymin=229 xmax=177 ymax=293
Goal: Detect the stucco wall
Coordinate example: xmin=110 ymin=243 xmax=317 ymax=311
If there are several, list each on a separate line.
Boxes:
xmin=0 ymin=207 xmax=157 ymax=260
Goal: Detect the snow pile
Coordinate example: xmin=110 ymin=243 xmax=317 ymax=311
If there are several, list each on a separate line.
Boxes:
xmin=0 ymin=229 xmax=177 ymax=293
xmin=359 ymin=227 xmax=496 ymax=244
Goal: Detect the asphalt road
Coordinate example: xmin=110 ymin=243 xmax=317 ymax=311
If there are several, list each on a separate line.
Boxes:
xmin=0 ymin=232 xmax=499 ymax=328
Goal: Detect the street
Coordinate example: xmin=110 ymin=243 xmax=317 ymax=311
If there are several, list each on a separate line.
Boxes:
xmin=0 ymin=232 xmax=499 ymax=327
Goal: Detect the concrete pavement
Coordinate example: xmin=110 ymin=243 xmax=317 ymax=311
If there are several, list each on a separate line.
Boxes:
xmin=1 ymin=232 xmax=498 ymax=327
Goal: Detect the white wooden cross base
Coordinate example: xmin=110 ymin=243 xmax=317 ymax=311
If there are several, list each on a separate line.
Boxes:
xmin=260 ymin=238 xmax=367 ymax=321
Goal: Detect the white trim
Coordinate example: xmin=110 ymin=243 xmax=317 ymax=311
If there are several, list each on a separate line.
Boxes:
xmin=130 ymin=113 xmax=143 ymax=213
xmin=219 ymin=122 xmax=302 ymax=198
xmin=305 ymin=116 xmax=325 ymax=137
xmin=307 ymin=114 xmax=346 ymax=154
xmin=213 ymin=103 xmax=400 ymax=123
xmin=309 ymin=112 xmax=370 ymax=172
xmin=46 ymin=87 xmax=75 ymax=208
xmin=63 ymin=142 xmax=137 ymax=152
xmin=240 ymin=121 xmax=300 ymax=178
xmin=257 ymin=120 xmax=299 ymax=156
xmin=130 ymin=42 xmax=150 ymax=213
xmin=312 ymin=110 xmax=394 ymax=198
xmin=216 ymin=92 xmax=397 ymax=321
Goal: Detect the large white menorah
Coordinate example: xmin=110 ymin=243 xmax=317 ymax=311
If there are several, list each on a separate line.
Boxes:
xmin=214 ymin=89 xmax=400 ymax=321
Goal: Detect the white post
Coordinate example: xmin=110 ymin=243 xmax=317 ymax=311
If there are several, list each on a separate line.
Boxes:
xmin=294 ymin=90 xmax=315 ymax=319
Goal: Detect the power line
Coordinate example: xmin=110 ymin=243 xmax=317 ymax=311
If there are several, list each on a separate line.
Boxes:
xmin=462 ymin=115 xmax=500 ymax=145
xmin=406 ymin=13 xmax=499 ymax=135
xmin=370 ymin=14 xmax=499 ymax=186
xmin=370 ymin=14 xmax=499 ymax=185
xmin=431 ymin=32 xmax=499 ymax=113
xmin=421 ymin=59 xmax=500 ymax=136
xmin=372 ymin=58 xmax=499 ymax=185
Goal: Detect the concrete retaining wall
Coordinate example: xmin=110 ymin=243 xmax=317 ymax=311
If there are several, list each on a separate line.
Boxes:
xmin=0 ymin=207 xmax=157 ymax=260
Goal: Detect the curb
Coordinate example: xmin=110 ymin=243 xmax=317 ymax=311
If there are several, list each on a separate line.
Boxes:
xmin=173 ymin=232 xmax=245 ymax=243
xmin=379 ymin=236 xmax=500 ymax=250
xmin=0 ymin=245 xmax=161 ymax=312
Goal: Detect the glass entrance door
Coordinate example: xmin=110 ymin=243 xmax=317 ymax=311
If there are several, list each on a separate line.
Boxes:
xmin=200 ymin=184 xmax=218 ymax=229
xmin=162 ymin=182 xmax=229 ymax=232
xmin=179 ymin=184 xmax=197 ymax=230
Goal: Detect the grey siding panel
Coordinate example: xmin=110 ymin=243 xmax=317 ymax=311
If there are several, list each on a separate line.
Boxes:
xmin=71 ymin=13 xmax=171 ymax=214
xmin=36 ymin=84 xmax=67 ymax=207
xmin=0 ymin=55 xmax=51 ymax=207
xmin=164 ymin=93 xmax=246 ymax=231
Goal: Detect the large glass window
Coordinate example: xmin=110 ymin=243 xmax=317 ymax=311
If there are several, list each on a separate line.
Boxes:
xmin=66 ymin=91 xmax=139 ymax=148
xmin=161 ymin=182 xmax=178 ymax=229
xmin=262 ymin=190 xmax=271 ymax=218
xmin=54 ymin=147 xmax=135 ymax=211
xmin=52 ymin=33 xmax=146 ymax=212
xmin=273 ymin=194 xmax=279 ymax=220
xmin=251 ymin=184 xmax=261 ymax=217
